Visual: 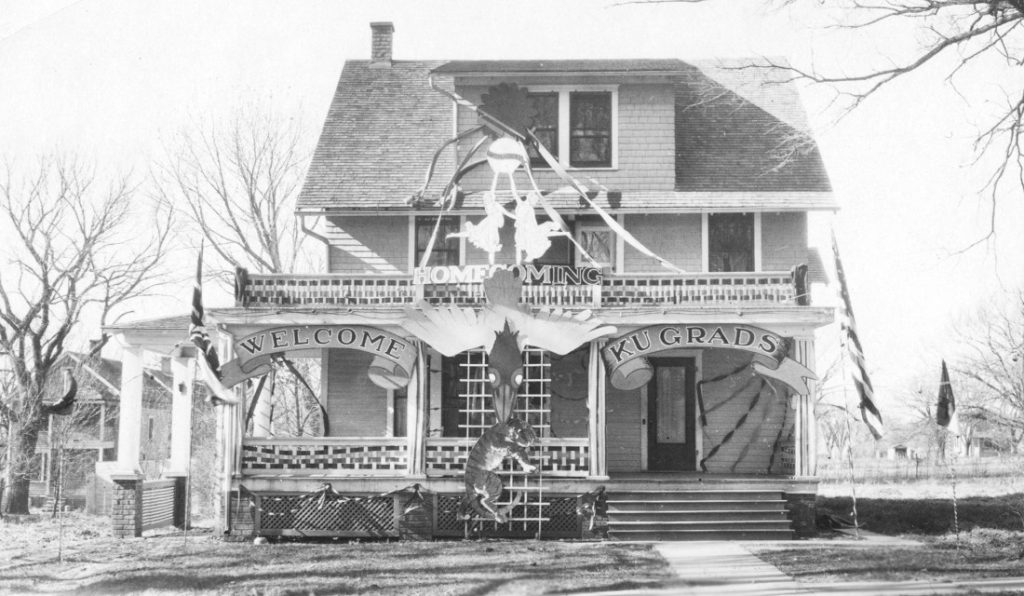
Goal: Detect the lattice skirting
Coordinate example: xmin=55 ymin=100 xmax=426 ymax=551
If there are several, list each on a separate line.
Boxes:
xmin=240 ymin=492 xmax=582 ymax=539
xmin=434 ymin=494 xmax=581 ymax=539
xmin=254 ymin=494 xmax=398 ymax=537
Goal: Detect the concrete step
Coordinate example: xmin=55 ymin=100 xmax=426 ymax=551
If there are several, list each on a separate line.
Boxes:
xmin=608 ymin=528 xmax=794 ymax=541
xmin=609 ymin=519 xmax=792 ymax=532
xmin=607 ymin=499 xmax=787 ymax=512
xmin=609 ymin=509 xmax=788 ymax=522
xmin=608 ymin=490 xmax=782 ymax=501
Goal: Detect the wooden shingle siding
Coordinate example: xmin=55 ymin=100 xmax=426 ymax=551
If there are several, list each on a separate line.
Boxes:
xmin=622 ymin=214 xmax=701 ymax=273
xmin=326 ymin=216 xmax=407 ymax=274
xmin=760 ymin=212 xmax=808 ymax=272
xmin=454 ymin=84 xmax=676 ymax=194
xmin=605 ymin=384 xmax=642 ymax=472
xmin=326 ymin=349 xmax=388 ymax=437
xmin=699 ymin=349 xmax=793 ymax=474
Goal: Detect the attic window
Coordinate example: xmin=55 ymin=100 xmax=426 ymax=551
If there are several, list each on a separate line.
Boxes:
xmin=525 ymin=86 xmax=617 ymax=169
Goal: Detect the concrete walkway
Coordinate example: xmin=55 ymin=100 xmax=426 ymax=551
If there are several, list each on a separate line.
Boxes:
xmin=584 ymin=539 xmax=1024 ymax=595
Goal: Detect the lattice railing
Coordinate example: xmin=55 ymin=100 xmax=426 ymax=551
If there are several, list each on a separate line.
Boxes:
xmin=600 ymin=273 xmax=797 ymax=306
xmin=241 ymin=438 xmax=408 ymax=476
xmin=434 ymin=494 xmax=580 ymax=538
xmin=425 ymin=438 xmax=590 ymax=477
xmin=236 ymin=272 xmax=800 ymax=308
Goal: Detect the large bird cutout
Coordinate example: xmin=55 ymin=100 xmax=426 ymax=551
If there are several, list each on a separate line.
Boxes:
xmin=402 ymin=269 xmax=617 ymax=395
xmin=402 ymin=270 xmax=616 ymax=524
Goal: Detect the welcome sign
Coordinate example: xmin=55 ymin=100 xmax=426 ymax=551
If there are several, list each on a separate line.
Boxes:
xmin=602 ymin=323 xmax=816 ymax=395
xmin=220 ymin=325 xmax=417 ymax=390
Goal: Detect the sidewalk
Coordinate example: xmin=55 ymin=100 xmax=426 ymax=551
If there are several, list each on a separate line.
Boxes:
xmin=585 ymin=537 xmax=1024 ymax=596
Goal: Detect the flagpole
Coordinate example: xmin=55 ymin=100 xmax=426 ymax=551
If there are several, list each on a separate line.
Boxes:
xmin=837 ymin=338 xmax=862 ymax=539
xmin=948 ymin=431 xmax=960 ymax=552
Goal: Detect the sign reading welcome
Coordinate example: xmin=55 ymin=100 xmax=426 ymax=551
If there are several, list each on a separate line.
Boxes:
xmin=222 ymin=325 xmax=417 ymax=390
xmin=413 ymin=264 xmax=603 ymax=286
xmin=602 ymin=324 xmax=816 ymax=395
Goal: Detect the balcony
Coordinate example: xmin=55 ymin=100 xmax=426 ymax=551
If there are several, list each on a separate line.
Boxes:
xmin=235 ymin=269 xmax=809 ymax=309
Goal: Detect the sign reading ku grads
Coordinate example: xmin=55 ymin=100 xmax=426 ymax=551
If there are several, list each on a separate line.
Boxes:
xmin=220 ymin=326 xmax=416 ymax=390
xmin=602 ymin=324 xmax=817 ymax=395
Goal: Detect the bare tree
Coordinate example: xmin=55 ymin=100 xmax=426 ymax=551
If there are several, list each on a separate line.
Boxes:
xmin=628 ymin=0 xmax=1024 ymax=235
xmin=156 ymin=106 xmax=313 ymax=278
xmin=949 ymin=289 xmax=1024 ymax=450
xmin=0 ymin=157 xmax=170 ymax=515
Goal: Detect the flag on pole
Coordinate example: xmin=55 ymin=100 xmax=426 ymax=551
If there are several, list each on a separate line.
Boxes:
xmin=190 ymin=245 xmax=238 ymax=406
xmin=936 ymin=359 xmax=959 ymax=436
xmin=832 ymin=230 xmax=883 ymax=440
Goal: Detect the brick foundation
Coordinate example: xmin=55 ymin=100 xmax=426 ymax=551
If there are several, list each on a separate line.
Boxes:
xmin=785 ymin=492 xmax=817 ymax=538
xmin=111 ymin=475 xmax=143 ymax=538
xmin=224 ymin=490 xmax=256 ymax=541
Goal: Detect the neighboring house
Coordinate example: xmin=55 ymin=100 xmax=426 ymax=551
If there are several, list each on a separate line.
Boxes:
xmin=108 ymin=22 xmax=835 ymax=540
xmin=33 ymin=351 xmax=172 ymax=512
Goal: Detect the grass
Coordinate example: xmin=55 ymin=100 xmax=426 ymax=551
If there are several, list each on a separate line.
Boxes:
xmin=757 ymin=529 xmax=1024 ymax=583
xmin=0 ymin=512 xmax=671 ymax=595
xmin=752 ymin=488 xmax=1024 ymax=584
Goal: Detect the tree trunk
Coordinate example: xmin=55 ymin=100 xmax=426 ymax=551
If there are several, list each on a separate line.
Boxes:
xmin=4 ymin=417 xmax=43 ymax=514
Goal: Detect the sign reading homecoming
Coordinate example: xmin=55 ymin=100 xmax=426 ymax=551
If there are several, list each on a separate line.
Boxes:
xmin=412 ymin=264 xmax=603 ymax=286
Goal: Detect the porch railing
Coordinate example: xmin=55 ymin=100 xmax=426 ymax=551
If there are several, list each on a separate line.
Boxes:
xmin=241 ymin=438 xmax=409 ymax=476
xmin=236 ymin=271 xmax=803 ymax=308
xmin=425 ymin=437 xmax=590 ymax=478
xmin=238 ymin=437 xmax=590 ymax=478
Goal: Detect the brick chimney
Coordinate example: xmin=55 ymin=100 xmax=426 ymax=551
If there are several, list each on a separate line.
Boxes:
xmin=370 ymin=22 xmax=394 ymax=68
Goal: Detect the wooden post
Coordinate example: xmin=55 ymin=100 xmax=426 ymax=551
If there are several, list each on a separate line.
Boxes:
xmin=793 ymin=337 xmax=817 ymax=477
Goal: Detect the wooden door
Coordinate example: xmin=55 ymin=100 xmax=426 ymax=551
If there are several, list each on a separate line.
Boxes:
xmin=647 ymin=358 xmax=697 ymax=471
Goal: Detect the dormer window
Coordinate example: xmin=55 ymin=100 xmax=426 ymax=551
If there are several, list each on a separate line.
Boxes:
xmin=526 ymin=87 xmax=618 ymax=169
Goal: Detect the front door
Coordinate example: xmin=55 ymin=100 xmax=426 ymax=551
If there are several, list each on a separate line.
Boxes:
xmin=647 ymin=357 xmax=697 ymax=471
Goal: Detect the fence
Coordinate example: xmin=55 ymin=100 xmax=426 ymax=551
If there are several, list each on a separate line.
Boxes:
xmin=111 ymin=475 xmax=185 ymax=538
xmin=819 ymin=455 xmax=1024 ymax=483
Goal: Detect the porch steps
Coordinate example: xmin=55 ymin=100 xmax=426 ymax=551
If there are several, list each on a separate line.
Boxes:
xmin=606 ymin=490 xmax=793 ymax=541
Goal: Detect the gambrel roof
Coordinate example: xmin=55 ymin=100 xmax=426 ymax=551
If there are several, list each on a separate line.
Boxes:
xmin=297 ymin=58 xmax=833 ymax=212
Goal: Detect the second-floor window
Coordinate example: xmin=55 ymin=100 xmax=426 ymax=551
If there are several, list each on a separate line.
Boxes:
xmin=527 ymin=88 xmax=616 ymax=169
xmin=414 ymin=216 xmax=461 ymax=267
xmin=708 ymin=213 xmax=754 ymax=272
xmin=577 ymin=225 xmax=615 ymax=270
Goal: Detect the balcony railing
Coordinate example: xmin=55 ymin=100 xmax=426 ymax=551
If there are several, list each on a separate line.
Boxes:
xmin=236 ymin=269 xmax=808 ymax=308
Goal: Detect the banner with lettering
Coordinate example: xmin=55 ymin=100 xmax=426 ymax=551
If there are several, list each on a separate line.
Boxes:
xmin=219 ymin=325 xmax=417 ymax=390
xmin=601 ymin=324 xmax=816 ymax=395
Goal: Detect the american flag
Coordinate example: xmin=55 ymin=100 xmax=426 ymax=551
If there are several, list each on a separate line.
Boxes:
xmin=190 ymin=246 xmax=237 ymax=406
xmin=832 ymin=231 xmax=883 ymax=440
xmin=936 ymin=359 xmax=959 ymax=436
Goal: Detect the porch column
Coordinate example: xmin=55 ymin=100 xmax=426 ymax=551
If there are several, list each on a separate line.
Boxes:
xmin=115 ymin=344 xmax=145 ymax=474
xmin=407 ymin=343 xmax=427 ymax=476
xmin=167 ymin=352 xmax=194 ymax=475
xmin=589 ymin=341 xmax=608 ymax=478
xmin=793 ymin=337 xmax=817 ymax=477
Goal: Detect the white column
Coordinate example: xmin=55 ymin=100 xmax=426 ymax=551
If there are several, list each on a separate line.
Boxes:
xmin=167 ymin=354 xmax=194 ymax=475
xmin=794 ymin=337 xmax=817 ymax=477
xmin=252 ymin=374 xmax=273 ymax=438
xmin=115 ymin=345 xmax=145 ymax=474
xmin=407 ymin=344 xmax=427 ymax=476
xmin=589 ymin=341 xmax=608 ymax=479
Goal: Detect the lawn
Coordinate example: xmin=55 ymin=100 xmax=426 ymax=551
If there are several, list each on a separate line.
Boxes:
xmin=0 ymin=512 xmax=671 ymax=595
xmin=753 ymin=489 xmax=1024 ymax=584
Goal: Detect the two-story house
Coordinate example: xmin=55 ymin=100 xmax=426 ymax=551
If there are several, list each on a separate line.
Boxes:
xmin=107 ymin=22 xmax=835 ymax=541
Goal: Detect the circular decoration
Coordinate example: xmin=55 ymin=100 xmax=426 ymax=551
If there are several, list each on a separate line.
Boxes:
xmin=479 ymin=82 xmax=537 ymax=139
xmin=486 ymin=136 xmax=528 ymax=175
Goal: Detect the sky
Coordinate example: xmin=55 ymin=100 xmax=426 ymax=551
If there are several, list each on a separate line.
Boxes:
xmin=1 ymin=0 xmax=1022 ymax=422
